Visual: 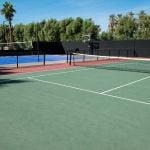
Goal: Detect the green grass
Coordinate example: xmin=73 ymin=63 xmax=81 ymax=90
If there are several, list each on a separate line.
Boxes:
xmin=0 ymin=67 xmax=150 ymax=150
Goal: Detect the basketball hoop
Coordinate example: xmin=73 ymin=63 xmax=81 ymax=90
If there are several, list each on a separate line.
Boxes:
xmin=82 ymin=34 xmax=91 ymax=43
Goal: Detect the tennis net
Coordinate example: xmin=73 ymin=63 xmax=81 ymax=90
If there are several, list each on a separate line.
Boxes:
xmin=70 ymin=53 xmax=150 ymax=73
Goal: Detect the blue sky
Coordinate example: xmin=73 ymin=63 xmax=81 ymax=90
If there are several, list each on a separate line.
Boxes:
xmin=0 ymin=0 xmax=150 ymax=31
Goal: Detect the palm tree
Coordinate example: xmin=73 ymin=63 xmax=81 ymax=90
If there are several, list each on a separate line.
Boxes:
xmin=108 ymin=15 xmax=116 ymax=33
xmin=1 ymin=1 xmax=16 ymax=43
xmin=128 ymin=11 xmax=134 ymax=19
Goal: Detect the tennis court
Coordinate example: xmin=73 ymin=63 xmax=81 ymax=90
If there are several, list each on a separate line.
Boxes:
xmin=0 ymin=58 xmax=150 ymax=150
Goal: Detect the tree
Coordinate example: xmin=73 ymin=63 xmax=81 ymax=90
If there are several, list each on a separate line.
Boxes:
xmin=82 ymin=18 xmax=100 ymax=40
xmin=0 ymin=25 xmax=4 ymax=42
xmin=43 ymin=19 xmax=60 ymax=41
xmin=1 ymin=1 xmax=16 ymax=43
xmin=100 ymin=31 xmax=113 ymax=40
xmin=13 ymin=24 xmax=24 ymax=42
xmin=23 ymin=23 xmax=35 ymax=41
xmin=112 ymin=13 xmax=137 ymax=40
xmin=104 ymin=11 xmax=150 ymax=40
xmin=136 ymin=11 xmax=150 ymax=39
xmin=128 ymin=11 xmax=134 ymax=19
xmin=71 ymin=17 xmax=83 ymax=40
xmin=0 ymin=24 xmax=8 ymax=42
xmin=38 ymin=20 xmax=46 ymax=41
xmin=12 ymin=18 xmax=100 ymax=42
xmin=108 ymin=14 xmax=116 ymax=34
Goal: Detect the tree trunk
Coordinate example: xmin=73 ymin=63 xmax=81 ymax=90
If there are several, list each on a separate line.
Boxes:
xmin=9 ymin=21 xmax=12 ymax=43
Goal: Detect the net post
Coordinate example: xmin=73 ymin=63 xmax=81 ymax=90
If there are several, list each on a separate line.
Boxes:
xmin=83 ymin=55 xmax=85 ymax=62
xmin=37 ymin=40 xmax=40 ymax=62
xmin=97 ymin=56 xmax=99 ymax=61
xmin=17 ymin=50 xmax=19 ymax=68
xmin=43 ymin=49 xmax=46 ymax=66
xmin=69 ymin=53 xmax=72 ymax=65
xmin=73 ymin=53 xmax=75 ymax=65
xmin=67 ymin=51 xmax=68 ymax=63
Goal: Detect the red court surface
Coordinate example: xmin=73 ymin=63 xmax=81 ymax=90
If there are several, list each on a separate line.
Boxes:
xmin=0 ymin=63 xmax=74 ymax=76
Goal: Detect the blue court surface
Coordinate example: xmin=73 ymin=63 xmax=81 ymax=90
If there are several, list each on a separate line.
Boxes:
xmin=0 ymin=55 xmax=66 ymax=65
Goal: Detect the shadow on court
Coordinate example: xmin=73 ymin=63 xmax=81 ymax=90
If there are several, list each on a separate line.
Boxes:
xmin=0 ymin=78 xmax=31 ymax=87
xmin=0 ymin=67 xmax=17 ymax=75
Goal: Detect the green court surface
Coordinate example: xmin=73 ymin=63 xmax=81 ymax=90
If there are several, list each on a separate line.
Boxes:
xmin=0 ymin=66 xmax=150 ymax=150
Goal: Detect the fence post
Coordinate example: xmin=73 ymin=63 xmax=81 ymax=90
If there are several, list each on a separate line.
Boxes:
xmin=17 ymin=50 xmax=19 ymax=68
xmin=67 ymin=51 xmax=68 ymax=63
xmin=44 ymin=49 xmax=46 ymax=66
xmin=69 ymin=53 xmax=72 ymax=65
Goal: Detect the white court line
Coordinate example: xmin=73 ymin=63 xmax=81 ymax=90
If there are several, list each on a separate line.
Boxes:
xmin=0 ymin=56 xmax=145 ymax=79
xmin=101 ymin=75 xmax=150 ymax=94
xmin=0 ymin=65 xmax=77 ymax=77
xmin=0 ymin=67 xmax=93 ymax=82
xmin=103 ymin=93 xmax=150 ymax=105
xmin=6 ymin=60 xmax=130 ymax=79
xmin=2 ymin=59 xmax=150 ymax=105
xmin=21 ymin=60 xmax=150 ymax=79
xmin=28 ymin=77 xmax=101 ymax=95
xmin=28 ymin=77 xmax=150 ymax=106
xmin=1 ymin=58 xmax=148 ymax=81
xmin=29 ymin=68 xmax=92 ymax=78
